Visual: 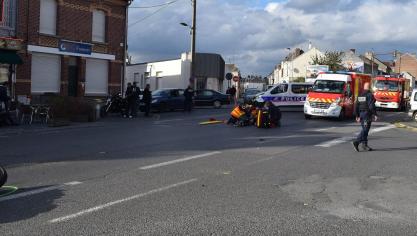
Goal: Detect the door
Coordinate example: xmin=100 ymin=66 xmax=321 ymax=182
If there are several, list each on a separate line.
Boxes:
xmin=68 ymin=57 xmax=78 ymax=97
xmin=168 ymin=89 xmax=184 ymax=110
xmin=198 ymin=90 xmax=215 ymax=106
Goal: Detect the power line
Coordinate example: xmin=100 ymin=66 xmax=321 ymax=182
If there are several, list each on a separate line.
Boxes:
xmin=128 ymin=0 xmax=183 ymax=27
xmin=129 ymin=1 xmax=179 ymax=9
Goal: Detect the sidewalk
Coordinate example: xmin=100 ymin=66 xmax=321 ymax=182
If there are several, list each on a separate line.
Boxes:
xmin=0 ymin=122 xmax=104 ymax=137
xmin=394 ymin=118 xmax=417 ymax=132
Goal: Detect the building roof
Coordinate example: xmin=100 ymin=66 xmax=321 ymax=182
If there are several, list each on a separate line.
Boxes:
xmin=127 ymin=58 xmax=181 ymax=66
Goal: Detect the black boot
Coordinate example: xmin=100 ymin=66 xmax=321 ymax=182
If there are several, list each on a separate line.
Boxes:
xmin=362 ymin=143 xmax=373 ymax=151
xmin=352 ymin=141 xmax=360 ymax=152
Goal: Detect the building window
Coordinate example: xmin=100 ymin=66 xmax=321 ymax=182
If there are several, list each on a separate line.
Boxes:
xmin=39 ymin=0 xmax=57 ymax=35
xmin=92 ymin=10 xmax=106 ymax=43
xmin=85 ymin=59 xmax=108 ymax=95
xmin=31 ymin=53 xmax=61 ymax=94
xmin=0 ymin=0 xmax=4 ymax=22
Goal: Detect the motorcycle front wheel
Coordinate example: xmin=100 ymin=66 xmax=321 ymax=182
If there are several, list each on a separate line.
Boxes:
xmin=0 ymin=166 xmax=8 ymax=188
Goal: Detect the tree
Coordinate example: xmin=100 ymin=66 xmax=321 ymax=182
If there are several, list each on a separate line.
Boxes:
xmin=311 ymin=51 xmax=344 ymax=72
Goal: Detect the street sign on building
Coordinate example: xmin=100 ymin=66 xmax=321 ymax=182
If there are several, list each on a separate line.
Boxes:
xmin=59 ymin=40 xmax=92 ymax=55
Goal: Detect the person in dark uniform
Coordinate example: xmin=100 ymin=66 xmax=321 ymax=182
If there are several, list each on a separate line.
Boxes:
xmin=132 ymin=82 xmax=141 ymax=117
xmin=125 ymin=82 xmax=134 ymax=118
xmin=0 ymin=82 xmax=16 ymax=125
xmin=352 ymin=82 xmax=378 ymax=152
xmin=143 ymin=84 xmax=152 ymax=117
xmin=183 ymin=85 xmax=194 ymax=112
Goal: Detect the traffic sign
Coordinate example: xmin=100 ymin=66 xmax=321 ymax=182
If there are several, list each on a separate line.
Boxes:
xmin=226 ymin=73 xmax=233 ymax=80
xmin=232 ymin=76 xmax=239 ymax=82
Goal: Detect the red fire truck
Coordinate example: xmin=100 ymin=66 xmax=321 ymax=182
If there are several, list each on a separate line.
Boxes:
xmin=373 ymin=76 xmax=410 ymax=111
xmin=304 ymin=72 xmax=372 ymax=120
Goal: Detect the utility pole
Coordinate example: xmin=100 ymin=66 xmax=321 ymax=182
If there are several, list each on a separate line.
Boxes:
xmin=191 ymin=0 xmax=197 ymax=89
xmin=123 ymin=0 xmax=133 ymax=97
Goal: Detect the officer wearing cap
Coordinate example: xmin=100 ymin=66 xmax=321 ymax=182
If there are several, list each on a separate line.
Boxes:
xmin=352 ymin=82 xmax=378 ymax=152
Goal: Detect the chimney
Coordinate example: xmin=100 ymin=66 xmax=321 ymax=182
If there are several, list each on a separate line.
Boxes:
xmin=350 ymin=49 xmax=356 ymax=54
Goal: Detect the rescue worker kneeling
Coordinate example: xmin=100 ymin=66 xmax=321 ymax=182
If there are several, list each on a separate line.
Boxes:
xmin=256 ymin=101 xmax=282 ymax=128
xmin=228 ymin=104 xmax=251 ymax=126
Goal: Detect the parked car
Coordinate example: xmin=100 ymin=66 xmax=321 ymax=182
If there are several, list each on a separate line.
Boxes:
xmin=243 ymin=89 xmax=261 ymax=103
xmin=194 ymin=89 xmax=230 ymax=108
xmin=408 ymin=89 xmax=417 ymax=122
xmin=140 ymin=88 xmax=185 ymax=112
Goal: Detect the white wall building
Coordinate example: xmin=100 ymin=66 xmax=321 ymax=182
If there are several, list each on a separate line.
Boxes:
xmin=127 ymin=52 xmax=228 ymax=92
xmin=278 ymin=47 xmax=324 ymax=83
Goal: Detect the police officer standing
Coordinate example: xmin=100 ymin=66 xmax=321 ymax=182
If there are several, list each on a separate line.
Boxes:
xmin=352 ymin=82 xmax=378 ymax=152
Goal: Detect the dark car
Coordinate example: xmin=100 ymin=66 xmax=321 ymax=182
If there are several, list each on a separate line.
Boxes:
xmin=194 ymin=89 xmax=230 ymax=108
xmin=140 ymin=88 xmax=185 ymax=112
xmin=243 ymin=89 xmax=261 ymax=103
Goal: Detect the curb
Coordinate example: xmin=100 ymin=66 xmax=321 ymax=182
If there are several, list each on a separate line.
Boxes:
xmin=393 ymin=121 xmax=417 ymax=132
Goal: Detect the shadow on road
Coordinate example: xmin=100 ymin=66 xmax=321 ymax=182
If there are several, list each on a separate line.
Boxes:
xmin=373 ymin=147 xmax=417 ymax=152
xmin=0 ymin=186 xmax=64 ymax=224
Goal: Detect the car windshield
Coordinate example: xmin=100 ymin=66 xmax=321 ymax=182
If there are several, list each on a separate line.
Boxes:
xmin=312 ymin=80 xmax=345 ymax=94
xmin=375 ymin=80 xmax=399 ymax=92
xmin=245 ymin=90 xmax=260 ymax=95
xmin=152 ymin=89 xmax=168 ymax=96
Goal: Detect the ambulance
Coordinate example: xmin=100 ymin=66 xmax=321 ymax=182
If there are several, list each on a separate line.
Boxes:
xmin=373 ymin=76 xmax=411 ymax=110
xmin=304 ymin=72 xmax=372 ymax=120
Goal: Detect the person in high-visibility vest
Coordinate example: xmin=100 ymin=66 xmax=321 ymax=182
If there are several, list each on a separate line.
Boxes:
xmin=228 ymin=104 xmax=249 ymax=126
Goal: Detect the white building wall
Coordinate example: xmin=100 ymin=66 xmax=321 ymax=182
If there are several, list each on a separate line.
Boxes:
xmin=126 ymin=59 xmax=185 ymax=91
xmin=278 ymin=47 xmax=324 ymax=83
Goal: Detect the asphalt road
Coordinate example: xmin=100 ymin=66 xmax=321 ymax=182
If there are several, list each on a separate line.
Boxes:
xmin=1 ymin=108 xmax=417 ymax=235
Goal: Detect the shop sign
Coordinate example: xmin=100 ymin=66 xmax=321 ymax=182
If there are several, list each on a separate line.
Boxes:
xmin=59 ymin=40 xmax=92 ymax=55
xmin=0 ymin=38 xmax=23 ymax=50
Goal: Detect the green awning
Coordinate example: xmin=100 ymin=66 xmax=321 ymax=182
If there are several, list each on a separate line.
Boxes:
xmin=0 ymin=50 xmax=23 ymax=65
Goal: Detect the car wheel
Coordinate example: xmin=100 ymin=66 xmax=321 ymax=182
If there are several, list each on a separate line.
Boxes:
xmin=213 ymin=100 xmax=222 ymax=109
xmin=0 ymin=166 xmax=7 ymax=188
xmin=304 ymin=114 xmax=312 ymax=120
xmin=413 ymin=111 xmax=417 ymax=122
xmin=338 ymin=109 xmax=345 ymax=121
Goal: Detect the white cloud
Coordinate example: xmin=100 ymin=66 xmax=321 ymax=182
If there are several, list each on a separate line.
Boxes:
xmin=128 ymin=0 xmax=417 ymax=75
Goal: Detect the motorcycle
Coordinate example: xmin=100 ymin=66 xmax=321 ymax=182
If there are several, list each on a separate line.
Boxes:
xmin=101 ymin=93 xmax=128 ymax=117
xmin=0 ymin=166 xmax=7 ymax=188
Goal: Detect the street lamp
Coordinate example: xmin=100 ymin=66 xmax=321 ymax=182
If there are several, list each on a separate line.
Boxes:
xmin=179 ymin=0 xmax=196 ymax=89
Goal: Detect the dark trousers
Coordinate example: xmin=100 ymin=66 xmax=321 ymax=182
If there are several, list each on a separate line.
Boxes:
xmin=356 ymin=112 xmax=372 ymax=144
xmin=184 ymin=100 xmax=192 ymax=112
xmin=144 ymin=102 xmax=151 ymax=117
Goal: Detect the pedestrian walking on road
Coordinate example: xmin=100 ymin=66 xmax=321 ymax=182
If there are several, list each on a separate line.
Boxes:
xmin=125 ymin=82 xmax=134 ymax=118
xmin=352 ymin=82 xmax=378 ymax=152
xmin=143 ymin=84 xmax=152 ymax=117
xmin=229 ymin=86 xmax=237 ymax=106
xmin=184 ymin=85 xmax=194 ymax=112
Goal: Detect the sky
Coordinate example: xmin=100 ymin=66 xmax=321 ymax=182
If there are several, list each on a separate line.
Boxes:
xmin=128 ymin=0 xmax=417 ymax=76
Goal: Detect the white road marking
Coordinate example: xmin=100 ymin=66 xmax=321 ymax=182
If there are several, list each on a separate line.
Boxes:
xmin=314 ymin=127 xmax=336 ymax=132
xmin=140 ymin=151 xmax=222 ymax=170
xmin=316 ymin=125 xmax=396 ymax=148
xmin=49 ymin=178 xmax=198 ymax=223
xmin=0 ymin=181 xmax=82 ymax=203
xmin=153 ymin=118 xmax=184 ymax=124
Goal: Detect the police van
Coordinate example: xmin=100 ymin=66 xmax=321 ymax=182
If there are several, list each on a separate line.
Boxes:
xmin=255 ymin=83 xmax=313 ymax=108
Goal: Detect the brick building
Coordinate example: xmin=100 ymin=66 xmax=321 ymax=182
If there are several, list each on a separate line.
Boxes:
xmin=394 ymin=53 xmax=417 ymax=79
xmin=15 ymin=0 xmax=130 ymax=101
xmin=0 ymin=0 xmax=23 ymax=99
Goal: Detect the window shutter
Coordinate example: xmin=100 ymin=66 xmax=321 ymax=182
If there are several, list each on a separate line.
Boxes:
xmin=92 ymin=10 xmax=106 ymax=42
xmin=39 ymin=0 xmax=57 ymax=35
xmin=31 ymin=53 xmax=61 ymax=93
xmin=85 ymin=59 xmax=108 ymax=95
